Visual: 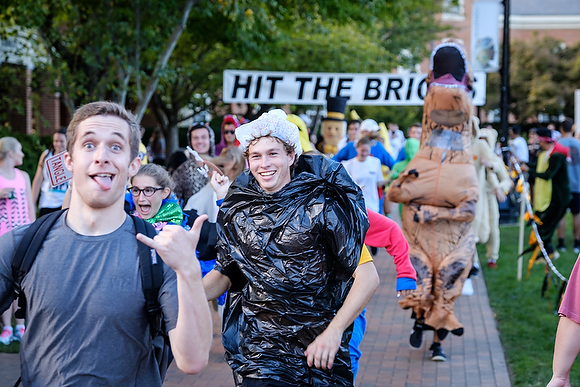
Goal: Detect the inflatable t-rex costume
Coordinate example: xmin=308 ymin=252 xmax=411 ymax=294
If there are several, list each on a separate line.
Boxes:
xmin=387 ymin=41 xmax=478 ymax=338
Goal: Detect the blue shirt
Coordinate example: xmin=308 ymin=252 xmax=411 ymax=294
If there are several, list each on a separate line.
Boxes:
xmin=396 ymin=146 xmax=406 ymax=162
xmin=559 ymin=137 xmax=580 ymax=193
xmin=333 ymin=140 xmax=395 ymax=169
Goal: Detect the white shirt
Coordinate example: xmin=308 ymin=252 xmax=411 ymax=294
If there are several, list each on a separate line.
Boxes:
xmin=510 ymin=136 xmax=529 ymax=163
xmin=337 ymin=136 xmax=349 ymax=151
xmin=342 ymin=156 xmax=383 ymax=212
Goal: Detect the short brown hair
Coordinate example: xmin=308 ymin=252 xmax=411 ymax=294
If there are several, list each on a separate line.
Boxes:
xmin=244 ymin=136 xmax=295 ymax=158
xmin=560 ymin=118 xmax=574 ymax=133
xmin=357 ymin=136 xmax=373 ymax=148
xmin=67 ymin=101 xmax=141 ymax=160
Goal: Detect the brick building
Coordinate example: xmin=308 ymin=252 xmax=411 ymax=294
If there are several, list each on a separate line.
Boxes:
xmin=0 ymin=26 xmax=64 ymax=137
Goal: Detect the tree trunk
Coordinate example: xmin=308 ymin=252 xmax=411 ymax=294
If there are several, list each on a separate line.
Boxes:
xmin=133 ymin=0 xmax=198 ymax=123
xmin=117 ymin=65 xmax=131 ymax=106
xmin=167 ymin=123 xmax=180 ymax=156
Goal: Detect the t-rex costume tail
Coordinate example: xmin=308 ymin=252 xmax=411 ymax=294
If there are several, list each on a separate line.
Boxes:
xmin=387 ymin=41 xmax=479 ymax=337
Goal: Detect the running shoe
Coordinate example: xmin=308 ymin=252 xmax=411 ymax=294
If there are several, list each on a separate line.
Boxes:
xmin=430 ymin=342 xmax=446 ymax=362
xmin=0 ymin=327 xmax=13 ymax=345
xmin=13 ymin=325 xmax=25 ymax=341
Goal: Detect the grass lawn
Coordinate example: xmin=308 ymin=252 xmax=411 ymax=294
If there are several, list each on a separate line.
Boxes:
xmin=0 ymin=339 xmax=20 ymax=353
xmin=484 ymin=215 xmax=580 ymax=386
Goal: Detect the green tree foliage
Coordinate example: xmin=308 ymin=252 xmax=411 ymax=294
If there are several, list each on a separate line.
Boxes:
xmin=486 ymin=36 xmax=580 ymax=123
xmin=2 ymin=0 xmax=190 ymax=116
xmin=0 ymin=64 xmax=27 ymax=130
xmin=2 ymin=0 xmax=448 ymax=154
xmin=154 ymin=0 xmax=446 ymax=153
xmin=354 ymin=105 xmax=424 ymax=133
xmin=233 ymin=0 xmax=446 ymax=73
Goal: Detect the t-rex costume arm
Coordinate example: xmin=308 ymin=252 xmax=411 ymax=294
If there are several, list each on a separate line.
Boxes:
xmin=408 ymin=201 xmax=476 ymax=224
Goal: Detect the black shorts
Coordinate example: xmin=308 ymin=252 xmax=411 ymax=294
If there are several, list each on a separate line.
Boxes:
xmin=567 ymin=192 xmax=580 ymax=215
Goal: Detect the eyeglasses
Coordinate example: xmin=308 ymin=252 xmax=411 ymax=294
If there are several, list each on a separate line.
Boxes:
xmin=127 ymin=186 xmax=164 ymax=197
xmin=224 ymin=130 xmax=235 ymax=135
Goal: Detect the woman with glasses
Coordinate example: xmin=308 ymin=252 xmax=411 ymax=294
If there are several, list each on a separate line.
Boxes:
xmin=214 ymin=115 xmax=240 ymax=156
xmin=126 ymin=163 xmax=217 ymax=255
xmin=127 ymin=164 xmax=178 ymax=230
xmin=171 ymin=122 xmax=216 ymax=206
xmin=127 ymin=163 xmax=224 ymax=308
xmin=127 ymin=163 xmax=219 ymax=276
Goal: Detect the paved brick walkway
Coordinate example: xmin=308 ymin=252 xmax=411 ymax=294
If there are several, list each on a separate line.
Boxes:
xmin=0 ymin=248 xmax=511 ymax=387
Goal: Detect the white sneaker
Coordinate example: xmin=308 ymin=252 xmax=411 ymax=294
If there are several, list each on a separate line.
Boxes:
xmin=462 ymin=278 xmax=474 ymax=296
xmin=0 ymin=326 xmax=13 ymax=345
xmin=13 ymin=325 xmax=25 ymax=341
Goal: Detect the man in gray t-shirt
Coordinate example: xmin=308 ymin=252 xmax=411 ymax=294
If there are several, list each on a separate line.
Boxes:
xmin=557 ymin=118 xmax=580 ymax=253
xmin=0 ymin=101 xmax=212 ymax=385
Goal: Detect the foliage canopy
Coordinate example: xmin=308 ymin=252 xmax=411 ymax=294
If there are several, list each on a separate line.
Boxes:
xmin=486 ymin=36 xmax=580 ymax=124
xmin=1 ymin=0 xmax=447 ymax=152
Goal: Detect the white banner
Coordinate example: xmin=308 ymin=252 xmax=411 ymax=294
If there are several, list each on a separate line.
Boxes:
xmin=223 ymin=70 xmax=487 ymax=106
xmin=471 ymin=1 xmax=501 ymax=73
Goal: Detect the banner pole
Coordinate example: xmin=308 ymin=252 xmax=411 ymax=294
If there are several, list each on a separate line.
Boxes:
xmin=517 ymin=191 xmax=524 ymax=281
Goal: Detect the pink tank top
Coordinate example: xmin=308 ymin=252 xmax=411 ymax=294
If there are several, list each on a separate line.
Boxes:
xmin=0 ymin=168 xmax=31 ymax=236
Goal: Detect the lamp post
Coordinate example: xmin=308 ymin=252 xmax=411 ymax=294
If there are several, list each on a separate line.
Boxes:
xmin=500 ymin=0 xmax=510 ymax=148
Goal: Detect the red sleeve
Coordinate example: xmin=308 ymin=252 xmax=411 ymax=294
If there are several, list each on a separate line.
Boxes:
xmin=364 ymin=209 xmax=416 ymax=280
xmin=553 ymin=142 xmax=570 ymax=158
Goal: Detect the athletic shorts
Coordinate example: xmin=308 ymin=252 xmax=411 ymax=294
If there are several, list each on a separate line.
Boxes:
xmin=567 ymin=192 xmax=580 ymax=215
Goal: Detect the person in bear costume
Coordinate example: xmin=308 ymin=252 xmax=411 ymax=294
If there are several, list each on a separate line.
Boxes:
xmin=387 ymin=40 xmax=479 ymax=361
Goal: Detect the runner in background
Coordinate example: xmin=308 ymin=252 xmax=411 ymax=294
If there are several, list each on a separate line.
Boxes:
xmin=31 ymin=128 xmax=69 ymax=216
xmin=0 ymin=136 xmax=35 ymax=345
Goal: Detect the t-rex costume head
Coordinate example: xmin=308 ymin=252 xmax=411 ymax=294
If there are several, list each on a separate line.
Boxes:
xmin=388 ymin=41 xmax=478 ymax=209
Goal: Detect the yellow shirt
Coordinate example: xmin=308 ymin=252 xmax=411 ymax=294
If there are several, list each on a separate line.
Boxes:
xmin=139 ymin=142 xmax=148 ymax=164
xmin=533 ymin=150 xmax=552 ymax=212
xmin=358 ymin=245 xmax=373 ymax=265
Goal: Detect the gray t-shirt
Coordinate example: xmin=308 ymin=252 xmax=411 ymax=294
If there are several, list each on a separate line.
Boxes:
xmin=0 ymin=213 xmax=178 ymax=386
xmin=559 ymin=137 xmax=580 ymax=193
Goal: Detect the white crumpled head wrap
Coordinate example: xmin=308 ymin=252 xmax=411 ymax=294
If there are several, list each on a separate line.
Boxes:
xmin=360 ymin=119 xmax=380 ymax=132
xmin=236 ymin=109 xmax=303 ymax=157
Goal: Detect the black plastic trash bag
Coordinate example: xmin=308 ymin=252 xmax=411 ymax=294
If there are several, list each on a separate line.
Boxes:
xmin=216 ymin=154 xmax=369 ymax=386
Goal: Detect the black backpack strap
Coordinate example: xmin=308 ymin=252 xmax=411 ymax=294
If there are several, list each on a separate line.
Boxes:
xmin=183 ymin=209 xmax=217 ymax=262
xmin=12 ymin=209 xmax=66 ymax=319
xmin=132 ymin=216 xmax=164 ymax=336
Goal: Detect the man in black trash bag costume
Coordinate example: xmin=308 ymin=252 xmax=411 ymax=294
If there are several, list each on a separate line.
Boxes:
xmin=204 ymin=109 xmax=380 ymax=387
